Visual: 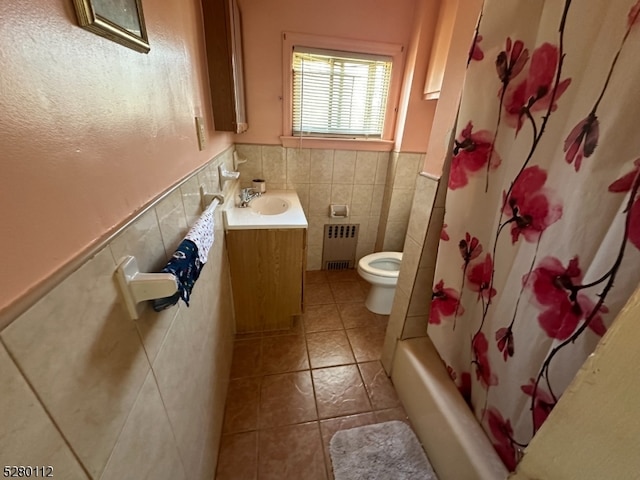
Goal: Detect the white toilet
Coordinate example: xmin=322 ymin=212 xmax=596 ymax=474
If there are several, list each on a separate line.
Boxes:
xmin=357 ymin=252 xmax=403 ymax=315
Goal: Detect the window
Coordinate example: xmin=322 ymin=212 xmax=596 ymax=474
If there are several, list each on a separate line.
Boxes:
xmin=292 ymin=48 xmax=392 ymax=139
xmin=281 ymin=32 xmax=404 ymax=149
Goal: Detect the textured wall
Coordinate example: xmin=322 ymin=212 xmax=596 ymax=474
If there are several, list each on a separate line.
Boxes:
xmin=0 ymin=0 xmax=233 ymax=317
xmin=0 ymin=152 xmax=236 ymax=479
xmin=235 ymin=0 xmax=430 ymax=146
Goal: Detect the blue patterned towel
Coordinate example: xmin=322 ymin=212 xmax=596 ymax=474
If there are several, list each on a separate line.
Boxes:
xmin=152 ymin=239 xmax=203 ymax=311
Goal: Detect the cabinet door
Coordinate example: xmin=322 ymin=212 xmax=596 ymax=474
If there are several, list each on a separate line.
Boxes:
xmin=202 ymin=0 xmax=248 ymax=133
xmin=226 ymin=229 xmax=304 ymax=332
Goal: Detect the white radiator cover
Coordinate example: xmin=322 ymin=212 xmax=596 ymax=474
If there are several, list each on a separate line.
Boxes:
xmin=321 ymin=224 xmax=359 ymax=270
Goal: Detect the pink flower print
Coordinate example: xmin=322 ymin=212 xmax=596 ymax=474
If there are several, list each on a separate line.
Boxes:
xmin=503 ymin=43 xmax=571 ymax=132
xmin=526 ymin=256 xmax=582 ymax=339
xmin=525 ymin=256 xmax=582 ymax=307
xmin=441 ymin=224 xmax=450 ymax=241
xmin=608 ymin=158 xmax=640 ymax=193
xmin=485 ymin=407 xmax=517 ymax=471
xmin=449 ymin=122 xmax=501 ymax=190
xmin=429 ymin=280 xmax=464 ymax=324
xmin=521 ymin=379 xmax=555 ymax=432
xmin=525 ymin=256 xmax=608 ymax=340
xmin=471 ymin=332 xmax=497 ymax=389
xmin=608 ymin=159 xmax=640 ymax=250
xmin=469 ymin=34 xmax=484 ymax=61
xmin=459 ymin=232 xmax=482 ymax=265
xmin=495 ymin=327 xmax=514 ymax=361
xmin=496 ymin=37 xmax=529 ymax=84
xmin=467 ymin=254 xmax=497 ymax=302
xmin=564 ymin=112 xmax=599 ymax=171
xmin=629 ymin=0 xmax=640 ymax=28
xmin=504 ymin=166 xmax=563 ymax=243
xmin=536 ymin=299 xmax=584 ymax=340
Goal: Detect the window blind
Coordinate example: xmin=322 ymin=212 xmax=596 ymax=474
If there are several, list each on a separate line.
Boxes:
xmin=292 ymin=47 xmax=392 ymax=138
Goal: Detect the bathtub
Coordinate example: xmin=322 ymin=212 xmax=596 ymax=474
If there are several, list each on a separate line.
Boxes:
xmin=391 ymin=336 xmax=509 ymax=480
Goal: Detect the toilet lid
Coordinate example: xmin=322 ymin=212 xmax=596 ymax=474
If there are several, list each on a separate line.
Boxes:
xmin=359 ymin=252 xmax=403 ymax=278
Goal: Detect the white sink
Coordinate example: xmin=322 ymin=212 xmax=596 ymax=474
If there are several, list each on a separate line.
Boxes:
xmin=224 ymin=190 xmax=308 ymax=230
xmin=250 ymin=196 xmax=289 ymax=215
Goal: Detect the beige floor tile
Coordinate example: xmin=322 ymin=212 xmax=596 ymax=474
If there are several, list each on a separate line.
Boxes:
xmin=215 ymin=431 xmax=258 ymax=480
xmin=337 ymin=302 xmax=376 ymax=329
xmin=305 ymin=283 xmax=335 ymax=305
xmin=358 ymin=361 xmax=402 ymax=410
xmin=325 ymin=269 xmax=359 ymax=283
xmin=258 ymin=422 xmax=327 ymax=480
xmin=259 ymin=371 xmax=317 ymax=428
xmin=329 ymin=281 xmax=366 ymax=304
xmin=346 ymin=325 xmax=387 ymax=362
xmin=230 ymin=338 xmax=262 ymax=378
xmin=261 ymin=334 xmax=309 ymax=374
xmin=222 ymin=377 xmax=261 ymax=434
xmin=374 ymin=406 xmax=410 ymax=424
xmin=312 ymin=365 xmax=371 ymax=419
xmin=303 ymin=304 xmax=343 ymax=333
xmin=307 ymin=330 xmax=355 ymax=369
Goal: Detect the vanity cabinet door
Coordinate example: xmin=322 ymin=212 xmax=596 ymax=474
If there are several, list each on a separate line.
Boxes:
xmin=226 ymin=229 xmax=305 ymax=333
xmin=201 ymin=0 xmax=248 ymax=133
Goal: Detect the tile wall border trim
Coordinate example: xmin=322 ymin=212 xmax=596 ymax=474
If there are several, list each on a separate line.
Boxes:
xmin=0 ymin=145 xmax=234 ymax=331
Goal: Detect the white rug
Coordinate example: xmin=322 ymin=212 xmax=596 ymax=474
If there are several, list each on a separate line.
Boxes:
xmin=329 ymin=420 xmax=438 ymax=480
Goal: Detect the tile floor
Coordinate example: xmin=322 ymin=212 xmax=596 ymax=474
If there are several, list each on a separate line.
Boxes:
xmin=215 ymin=269 xmax=410 ymax=480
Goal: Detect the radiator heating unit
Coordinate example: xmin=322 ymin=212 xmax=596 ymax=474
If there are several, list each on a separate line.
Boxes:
xmin=321 ymin=224 xmax=359 ymax=270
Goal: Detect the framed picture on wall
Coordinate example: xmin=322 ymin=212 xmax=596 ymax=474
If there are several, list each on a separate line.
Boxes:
xmin=72 ymin=0 xmax=150 ymax=53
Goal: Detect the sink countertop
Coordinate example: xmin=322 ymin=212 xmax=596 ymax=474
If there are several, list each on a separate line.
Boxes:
xmin=223 ymin=189 xmax=309 ymax=230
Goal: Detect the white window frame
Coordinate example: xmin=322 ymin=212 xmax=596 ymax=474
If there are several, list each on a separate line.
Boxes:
xmin=281 ymin=32 xmax=404 ymax=151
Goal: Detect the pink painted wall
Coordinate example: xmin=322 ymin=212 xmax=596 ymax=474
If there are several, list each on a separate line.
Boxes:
xmin=394 ymin=0 xmax=441 ymax=153
xmin=235 ymin=0 xmax=438 ymax=148
xmin=0 ymin=0 xmax=233 ymax=316
xmin=422 ymin=0 xmax=482 ymax=176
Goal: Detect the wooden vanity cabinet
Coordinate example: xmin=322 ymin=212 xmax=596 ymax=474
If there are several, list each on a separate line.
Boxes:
xmin=226 ymin=228 xmax=306 ymax=333
xmin=201 ymin=0 xmax=248 ymax=133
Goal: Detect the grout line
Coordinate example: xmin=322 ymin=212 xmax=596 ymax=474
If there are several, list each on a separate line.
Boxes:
xmin=0 ymin=336 xmax=94 ymax=480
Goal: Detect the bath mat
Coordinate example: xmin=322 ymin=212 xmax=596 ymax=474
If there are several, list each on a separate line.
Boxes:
xmin=329 ymin=420 xmax=438 ymax=480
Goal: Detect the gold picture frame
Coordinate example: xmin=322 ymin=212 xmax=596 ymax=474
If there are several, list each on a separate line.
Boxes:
xmin=72 ymin=0 xmax=150 ymax=53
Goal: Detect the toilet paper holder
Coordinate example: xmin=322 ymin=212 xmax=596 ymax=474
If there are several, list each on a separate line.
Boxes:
xmin=330 ymin=204 xmax=349 ymax=218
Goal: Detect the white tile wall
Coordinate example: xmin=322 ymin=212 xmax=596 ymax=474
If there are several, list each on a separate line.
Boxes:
xmin=235 ymin=145 xmax=428 ymax=273
xmin=0 ymin=148 xmax=236 ymax=479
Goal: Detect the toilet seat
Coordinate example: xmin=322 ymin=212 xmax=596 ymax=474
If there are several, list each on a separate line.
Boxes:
xmin=358 ymin=252 xmax=403 ymax=278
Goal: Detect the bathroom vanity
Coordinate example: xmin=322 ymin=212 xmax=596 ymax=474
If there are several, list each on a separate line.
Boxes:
xmin=224 ymin=190 xmax=308 ymax=333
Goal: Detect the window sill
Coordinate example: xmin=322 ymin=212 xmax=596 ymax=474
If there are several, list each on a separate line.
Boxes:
xmin=280 ymin=136 xmax=394 ymax=151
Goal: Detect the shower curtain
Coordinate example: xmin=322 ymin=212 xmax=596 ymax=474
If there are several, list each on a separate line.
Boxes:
xmin=428 ymin=0 xmax=640 ymax=470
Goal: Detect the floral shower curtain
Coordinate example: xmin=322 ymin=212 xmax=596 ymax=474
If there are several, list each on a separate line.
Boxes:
xmin=428 ymin=0 xmax=640 ymax=470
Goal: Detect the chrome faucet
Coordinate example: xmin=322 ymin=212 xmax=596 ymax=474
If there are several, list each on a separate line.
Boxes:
xmin=238 ymin=187 xmax=261 ymax=207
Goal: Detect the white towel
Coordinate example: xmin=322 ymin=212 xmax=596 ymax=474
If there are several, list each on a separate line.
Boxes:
xmin=185 ymin=206 xmax=215 ymax=264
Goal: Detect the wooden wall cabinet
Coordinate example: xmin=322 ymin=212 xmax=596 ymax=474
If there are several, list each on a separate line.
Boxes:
xmin=201 ymin=0 xmax=248 ymax=133
xmin=226 ymin=229 xmax=306 ymax=333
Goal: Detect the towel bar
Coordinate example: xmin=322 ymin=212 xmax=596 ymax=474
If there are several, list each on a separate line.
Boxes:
xmin=115 ymin=256 xmax=178 ymax=320
xmin=199 ymin=186 xmax=225 ymax=211
xmin=116 ymin=190 xmax=224 ymax=320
